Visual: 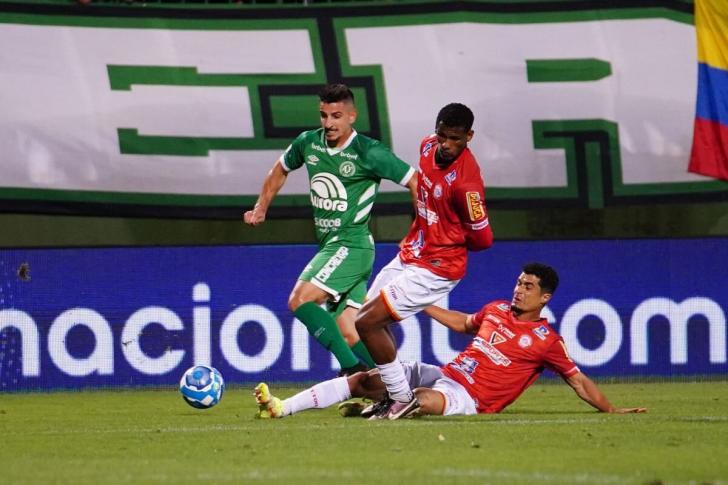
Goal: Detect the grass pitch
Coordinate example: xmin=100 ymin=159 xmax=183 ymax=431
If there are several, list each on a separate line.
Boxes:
xmin=1 ymin=381 xmax=727 ymax=484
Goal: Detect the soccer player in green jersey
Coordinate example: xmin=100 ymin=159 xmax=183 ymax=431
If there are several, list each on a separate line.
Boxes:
xmin=244 ymin=84 xmax=417 ymax=375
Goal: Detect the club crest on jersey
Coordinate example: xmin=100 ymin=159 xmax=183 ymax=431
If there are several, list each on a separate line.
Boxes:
xmin=339 ymin=161 xmax=356 ymax=177
xmin=518 ymin=335 xmax=533 ymax=348
xmin=466 ymin=191 xmax=485 ymax=221
xmin=422 ymin=141 xmax=433 ymax=157
xmin=445 ymin=170 xmax=457 ymax=185
xmin=433 ymin=184 xmax=443 ymax=199
xmin=533 ymin=325 xmax=550 ymax=341
xmin=307 ymin=155 xmax=319 ymax=165
xmin=497 ymin=303 xmax=510 ymax=312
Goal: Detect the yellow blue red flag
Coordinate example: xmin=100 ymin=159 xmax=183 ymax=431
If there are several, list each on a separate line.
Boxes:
xmin=689 ymin=0 xmax=728 ymax=181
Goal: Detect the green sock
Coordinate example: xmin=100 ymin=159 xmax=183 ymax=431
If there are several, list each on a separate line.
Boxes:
xmin=294 ymin=302 xmax=359 ymax=369
xmin=351 ymin=340 xmax=376 ymax=368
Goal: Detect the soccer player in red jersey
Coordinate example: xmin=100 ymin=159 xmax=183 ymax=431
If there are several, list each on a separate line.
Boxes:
xmin=354 ymin=103 xmax=494 ymax=418
xmin=253 ymin=263 xmax=646 ymax=419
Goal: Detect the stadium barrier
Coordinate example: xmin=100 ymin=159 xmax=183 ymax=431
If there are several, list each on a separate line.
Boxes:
xmin=1 ymin=239 xmax=726 ymax=391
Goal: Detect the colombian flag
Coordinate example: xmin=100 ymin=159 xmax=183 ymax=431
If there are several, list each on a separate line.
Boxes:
xmin=689 ymin=0 xmax=728 ymax=181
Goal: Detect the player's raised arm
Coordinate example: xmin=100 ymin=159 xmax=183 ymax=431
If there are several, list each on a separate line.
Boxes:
xmin=423 ymin=305 xmax=476 ymax=334
xmin=243 ymin=160 xmax=289 ymax=227
xmin=564 ymin=372 xmax=647 ymax=414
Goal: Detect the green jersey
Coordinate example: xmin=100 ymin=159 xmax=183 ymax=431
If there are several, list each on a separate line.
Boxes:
xmin=281 ymin=128 xmax=415 ymax=248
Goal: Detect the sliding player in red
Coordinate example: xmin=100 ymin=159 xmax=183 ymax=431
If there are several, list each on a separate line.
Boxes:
xmin=254 ymin=263 xmax=646 ymax=418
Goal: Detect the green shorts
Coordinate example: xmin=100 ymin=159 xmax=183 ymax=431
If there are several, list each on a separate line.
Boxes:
xmin=299 ymin=243 xmax=374 ymax=316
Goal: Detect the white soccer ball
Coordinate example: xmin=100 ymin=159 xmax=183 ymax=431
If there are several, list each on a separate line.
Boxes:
xmin=179 ymin=365 xmax=225 ymax=409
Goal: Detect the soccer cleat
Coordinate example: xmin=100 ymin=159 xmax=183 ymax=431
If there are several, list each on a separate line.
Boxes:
xmin=254 ymin=383 xmax=284 ymax=419
xmin=385 ymin=397 xmax=421 ymax=420
xmin=337 ymin=401 xmax=366 ymax=418
xmin=337 ymin=362 xmax=369 ymax=377
xmin=366 ymin=398 xmax=395 ymax=420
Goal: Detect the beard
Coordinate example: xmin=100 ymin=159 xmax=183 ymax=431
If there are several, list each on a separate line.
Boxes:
xmin=511 ymin=304 xmax=523 ymax=315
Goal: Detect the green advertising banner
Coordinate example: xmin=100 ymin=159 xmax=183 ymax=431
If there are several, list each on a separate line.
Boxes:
xmin=1 ymin=1 xmax=724 ymax=217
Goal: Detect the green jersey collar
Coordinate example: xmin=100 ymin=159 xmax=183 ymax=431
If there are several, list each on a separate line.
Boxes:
xmin=320 ymin=129 xmax=358 ymax=156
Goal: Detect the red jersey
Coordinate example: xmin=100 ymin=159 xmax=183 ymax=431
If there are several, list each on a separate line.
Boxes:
xmin=442 ymin=300 xmax=580 ymax=414
xmin=398 ymin=135 xmax=493 ymax=280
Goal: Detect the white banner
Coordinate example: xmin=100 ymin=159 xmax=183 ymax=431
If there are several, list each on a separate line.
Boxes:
xmin=0 ymin=7 xmax=720 ymax=212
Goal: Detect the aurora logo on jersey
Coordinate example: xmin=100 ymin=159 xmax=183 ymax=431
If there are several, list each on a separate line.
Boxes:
xmin=310 ymin=173 xmax=348 ymax=211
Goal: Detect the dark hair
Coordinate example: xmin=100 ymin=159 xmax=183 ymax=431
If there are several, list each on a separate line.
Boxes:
xmin=436 ymin=103 xmax=474 ymax=132
xmin=522 ymin=262 xmax=559 ymax=295
xmin=319 ymin=83 xmax=354 ymax=104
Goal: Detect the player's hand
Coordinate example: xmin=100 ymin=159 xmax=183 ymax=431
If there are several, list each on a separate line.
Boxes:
xmin=243 ymin=206 xmax=266 ymax=226
xmin=610 ymin=407 xmax=647 ymax=414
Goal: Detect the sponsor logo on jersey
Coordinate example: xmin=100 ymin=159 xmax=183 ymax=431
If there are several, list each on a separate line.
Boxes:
xmin=310 ymin=173 xmax=348 ymax=212
xmin=448 ymin=358 xmax=477 ymax=384
xmin=315 ymin=246 xmax=349 ymax=282
xmin=518 ymin=334 xmax=533 ymax=348
xmin=466 ymin=191 xmax=485 ymax=221
xmin=533 ymin=325 xmax=550 ymax=341
xmin=422 ymin=141 xmax=433 ymax=157
xmin=311 ymin=142 xmax=327 ymax=154
xmin=445 ymin=170 xmax=457 ymax=185
xmin=473 ymin=337 xmax=511 ymax=366
xmin=497 ymin=323 xmax=516 ymax=339
xmin=339 ymin=151 xmax=359 ymax=161
xmin=339 ymin=160 xmax=356 ymax=177
xmin=433 ymin=183 xmax=443 ymax=199
xmin=486 ymin=314 xmax=502 ymax=325
xmin=416 ymin=201 xmax=439 ymax=225
xmin=420 ymin=172 xmax=433 ymax=189
xmin=489 ymin=331 xmax=507 ymax=345
xmin=467 ymin=219 xmax=490 ymax=231
xmin=408 ymin=229 xmax=425 ymax=257
xmin=307 ymin=155 xmax=319 ymax=165
xmin=314 ymin=217 xmax=341 ymax=232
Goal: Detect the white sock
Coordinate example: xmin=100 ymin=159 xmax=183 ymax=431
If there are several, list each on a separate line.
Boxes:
xmin=377 ymin=359 xmax=413 ymax=402
xmin=282 ymin=377 xmax=351 ymax=415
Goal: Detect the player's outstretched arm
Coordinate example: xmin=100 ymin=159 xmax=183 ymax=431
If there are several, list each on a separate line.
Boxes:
xmin=243 ymin=161 xmax=288 ymax=226
xmin=423 ymin=305 xmax=475 ymax=334
xmin=564 ymin=372 xmax=647 ymax=414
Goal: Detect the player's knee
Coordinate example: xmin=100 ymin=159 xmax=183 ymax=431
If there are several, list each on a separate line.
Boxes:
xmin=339 ymin=328 xmax=359 ymax=346
xmin=414 ymin=388 xmax=445 ymax=416
xmin=287 ymin=292 xmax=313 ymax=312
